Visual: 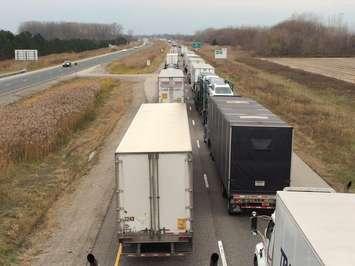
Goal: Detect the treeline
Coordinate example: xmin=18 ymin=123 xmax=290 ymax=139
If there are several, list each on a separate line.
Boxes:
xmin=194 ymin=14 xmax=355 ymax=57
xmin=0 ymin=30 xmax=128 ymax=61
xmin=19 ymin=21 xmax=124 ymax=41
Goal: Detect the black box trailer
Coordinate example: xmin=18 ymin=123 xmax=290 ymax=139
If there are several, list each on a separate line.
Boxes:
xmin=206 ymin=96 xmax=293 ymax=214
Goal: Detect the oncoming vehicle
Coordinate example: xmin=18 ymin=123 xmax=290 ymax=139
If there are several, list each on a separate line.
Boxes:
xmin=62 ymin=61 xmax=72 ymax=67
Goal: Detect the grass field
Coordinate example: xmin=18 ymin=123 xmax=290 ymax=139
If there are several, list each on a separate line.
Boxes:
xmin=198 ymin=45 xmax=355 ymax=192
xmin=0 ymin=42 xmax=139 ymax=75
xmin=0 ymin=78 xmax=133 ymax=265
xmin=107 ymin=41 xmax=167 ymax=74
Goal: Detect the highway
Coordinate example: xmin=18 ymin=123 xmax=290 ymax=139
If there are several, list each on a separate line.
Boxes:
xmin=11 ymin=45 xmax=330 ymax=266
xmin=0 ymin=42 xmax=147 ymax=97
xmin=90 ymin=78 xmax=331 ymax=266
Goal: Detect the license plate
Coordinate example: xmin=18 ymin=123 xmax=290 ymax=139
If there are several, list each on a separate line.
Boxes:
xmin=255 ymin=180 xmax=265 ymax=187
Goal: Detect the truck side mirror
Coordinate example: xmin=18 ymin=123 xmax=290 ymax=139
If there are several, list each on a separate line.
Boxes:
xmin=251 ymin=211 xmax=257 ymax=235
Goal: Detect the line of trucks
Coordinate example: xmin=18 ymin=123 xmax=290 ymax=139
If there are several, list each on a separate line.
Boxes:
xmin=113 ymin=43 xmax=355 ymax=264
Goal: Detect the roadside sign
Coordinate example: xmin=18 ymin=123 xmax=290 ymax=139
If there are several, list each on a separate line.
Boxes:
xmin=214 ymin=48 xmax=227 ymax=59
xmin=15 ymin=49 xmax=38 ymax=61
xmin=146 ymin=59 xmax=151 ymax=66
xmin=192 ymin=42 xmax=202 ymax=49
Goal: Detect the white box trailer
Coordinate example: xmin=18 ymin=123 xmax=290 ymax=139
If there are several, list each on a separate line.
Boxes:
xmin=180 ymin=46 xmax=188 ymax=56
xmin=166 ymin=53 xmax=179 ymax=66
xmin=158 ymin=68 xmax=185 ymax=103
xmin=183 ymin=52 xmax=197 ymax=68
xmin=190 ymin=62 xmax=215 ymax=87
xmin=253 ymin=190 xmax=355 ymax=266
xmin=115 ymin=103 xmax=193 ymax=256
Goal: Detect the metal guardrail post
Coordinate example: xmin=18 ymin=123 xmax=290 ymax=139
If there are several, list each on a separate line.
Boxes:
xmin=210 ymin=252 xmax=219 ymax=266
xmin=87 ymin=253 xmax=98 ymax=266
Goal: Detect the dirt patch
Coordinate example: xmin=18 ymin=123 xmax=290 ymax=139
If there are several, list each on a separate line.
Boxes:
xmin=0 ymin=78 xmax=133 ymax=265
xmin=107 ymin=41 xmax=167 ymax=74
xmin=0 ymin=42 xmax=139 ymax=74
xmin=198 ymin=45 xmax=355 ymax=192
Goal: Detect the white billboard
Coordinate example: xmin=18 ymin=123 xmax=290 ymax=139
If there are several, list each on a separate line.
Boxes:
xmin=214 ymin=48 xmax=227 ymax=59
xmin=15 ymin=50 xmax=38 ymax=61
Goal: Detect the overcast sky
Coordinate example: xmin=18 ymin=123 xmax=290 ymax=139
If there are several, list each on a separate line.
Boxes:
xmin=1 ymin=0 xmax=355 ymax=34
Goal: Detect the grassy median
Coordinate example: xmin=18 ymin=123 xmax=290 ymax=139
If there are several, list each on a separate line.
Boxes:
xmin=107 ymin=41 xmax=167 ymax=74
xmin=198 ymin=45 xmax=355 ymax=192
xmin=0 ymin=78 xmax=133 ymax=265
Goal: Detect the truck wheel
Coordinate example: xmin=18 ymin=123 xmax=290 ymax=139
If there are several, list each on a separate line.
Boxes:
xmin=222 ymin=188 xmax=227 ymax=199
xmin=227 ymin=201 xmax=234 ymax=215
xmin=254 ymin=255 xmax=258 ymax=266
xmin=210 ymin=153 xmax=215 ymax=161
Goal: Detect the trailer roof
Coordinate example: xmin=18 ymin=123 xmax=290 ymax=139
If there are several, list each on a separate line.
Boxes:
xmin=278 ymin=191 xmax=355 ymax=265
xmin=190 ymin=62 xmax=214 ymax=69
xmin=158 ymin=68 xmax=184 ymax=78
xmin=210 ymin=96 xmax=290 ymax=127
xmin=116 ymin=103 xmax=192 ymax=153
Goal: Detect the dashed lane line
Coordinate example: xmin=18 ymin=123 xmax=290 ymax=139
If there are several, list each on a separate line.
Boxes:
xmin=218 ymin=240 xmax=228 ymax=266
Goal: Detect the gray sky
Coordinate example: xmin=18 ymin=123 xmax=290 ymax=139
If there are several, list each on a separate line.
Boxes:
xmin=1 ymin=0 xmax=355 ymax=34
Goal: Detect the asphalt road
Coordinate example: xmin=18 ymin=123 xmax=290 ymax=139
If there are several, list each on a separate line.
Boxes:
xmin=90 ymin=76 xmax=331 ymax=266
xmin=0 ymin=42 xmax=148 ymax=96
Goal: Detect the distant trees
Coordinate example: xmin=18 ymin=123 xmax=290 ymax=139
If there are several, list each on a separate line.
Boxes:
xmin=0 ymin=22 xmax=129 ymax=60
xmin=194 ymin=14 xmax=355 ymax=57
xmin=19 ymin=21 xmax=124 ymax=41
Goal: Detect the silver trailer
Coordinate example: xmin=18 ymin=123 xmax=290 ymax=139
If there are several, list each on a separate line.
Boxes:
xmin=166 ymin=53 xmax=179 ymax=66
xmin=189 ymin=62 xmax=215 ymax=87
xmin=252 ymin=189 xmax=355 ymax=266
xmin=115 ymin=103 xmax=193 ymax=257
xmin=158 ymin=68 xmax=185 ymax=103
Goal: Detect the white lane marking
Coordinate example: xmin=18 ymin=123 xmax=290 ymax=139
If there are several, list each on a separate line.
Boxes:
xmin=196 ymin=139 xmax=200 ymax=149
xmin=192 ymin=119 xmax=195 ymax=126
xmin=218 ymin=240 xmax=228 ymax=266
xmin=189 ymin=106 xmax=192 ymax=111
xmin=203 ymin=174 xmax=209 ymax=189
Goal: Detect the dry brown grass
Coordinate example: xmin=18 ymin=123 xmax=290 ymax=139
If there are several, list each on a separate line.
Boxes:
xmin=0 ymin=42 xmax=139 ymax=74
xmin=0 ymin=79 xmax=101 ymax=169
xmin=107 ymin=41 xmax=167 ymax=74
xmin=198 ymin=45 xmax=355 ymax=191
xmin=0 ymin=78 xmax=133 ymax=265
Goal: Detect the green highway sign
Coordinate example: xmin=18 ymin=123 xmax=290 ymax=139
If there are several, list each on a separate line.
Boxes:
xmin=192 ymin=41 xmax=202 ymax=49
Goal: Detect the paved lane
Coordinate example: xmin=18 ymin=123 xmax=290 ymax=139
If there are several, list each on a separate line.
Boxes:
xmin=0 ymin=43 xmax=148 ymax=96
xmin=91 ymin=74 xmax=332 ymax=266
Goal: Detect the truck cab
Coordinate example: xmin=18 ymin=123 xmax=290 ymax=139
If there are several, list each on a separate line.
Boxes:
xmin=208 ymin=82 xmax=234 ymax=96
xmin=254 ymin=213 xmax=275 ymax=266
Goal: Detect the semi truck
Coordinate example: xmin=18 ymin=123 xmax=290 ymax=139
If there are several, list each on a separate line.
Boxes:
xmin=251 ymin=188 xmax=355 ymax=266
xmin=158 ymin=68 xmax=185 ymax=103
xmin=115 ymin=103 xmax=193 ymax=256
xmin=189 ymin=62 xmax=215 ymax=88
xmin=206 ymin=96 xmax=293 ymax=214
xmin=166 ymin=53 xmax=179 ymax=67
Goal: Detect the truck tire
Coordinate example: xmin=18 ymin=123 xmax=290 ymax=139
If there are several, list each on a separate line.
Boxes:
xmin=254 ymin=255 xmax=258 ymax=266
xmin=227 ymin=201 xmax=234 ymax=215
xmin=210 ymin=153 xmax=215 ymax=161
xmin=222 ymin=187 xmax=227 ymax=199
